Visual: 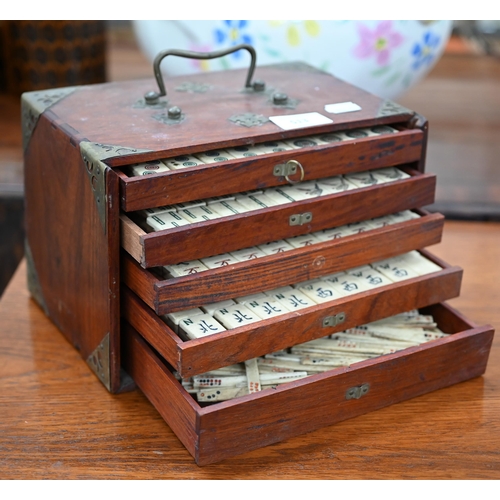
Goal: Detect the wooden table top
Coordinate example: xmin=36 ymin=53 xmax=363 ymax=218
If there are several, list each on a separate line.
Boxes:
xmin=0 ymin=220 xmax=499 ymax=479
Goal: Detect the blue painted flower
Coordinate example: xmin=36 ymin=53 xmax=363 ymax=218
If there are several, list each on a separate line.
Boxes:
xmin=214 ymin=20 xmax=252 ymax=58
xmin=411 ymin=31 xmax=441 ymax=70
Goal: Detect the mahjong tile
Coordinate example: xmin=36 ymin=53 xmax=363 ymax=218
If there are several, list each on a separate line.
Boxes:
xmin=201 ymin=299 xmax=237 ymax=316
xmin=244 ymin=298 xmax=289 ymax=319
xmin=194 ymin=149 xmax=235 ymax=163
xmin=370 ymin=167 xmax=410 ymax=183
xmin=285 ymin=233 xmax=323 ymax=249
xmin=297 ymin=280 xmax=343 ymax=304
xmin=209 ymin=200 xmax=248 ymax=217
xmin=263 ymin=285 xmax=295 ymax=296
xmin=387 ymin=210 xmax=421 ymax=224
xmin=343 ymin=171 xmax=381 ymax=188
xmin=236 ymin=193 xmax=279 ymax=211
xmin=234 ymin=292 xmax=270 ymax=304
xmin=146 ymin=211 xmax=191 ymax=231
xmin=368 ymin=215 xmax=394 ymax=229
xmin=320 ymin=226 xmax=351 ymax=241
xmin=164 ymin=155 xmax=205 ymax=170
xmin=283 ymin=137 xmax=320 ymax=149
xmin=369 ymin=125 xmax=398 ymax=135
xmin=322 ymin=271 xmax=347 ymax=285
xmin=264 ymin=187 xmax=299 ymax=204
xmin=230 ymin=246 xmax=267 ymax=262
xmin=340 ymin=220 xmax=378 ymax=236
xmin=213 ymin=304 xmax=261 ymax=329
xmin=164 ymin=260 xmax=209 ymax=277
xmin=164 ymin=307 xmax=205 ymax=333
xmin=317 ymin=176 xmax=358 ymax=193
xmin=224 ymin=145 xmax=264 ymax=158
xmin=347 ymin=267 xmax=393 ymax=289
xmin=342 ymin=128 xmax=377 ymax=139
xmin=255 ymin=140 xmax=294 ymax=154
xmin=129 ymin=159 xmax=171 ymax=176
xmin=178 ymin=314 xmax=227 ymax=339
xmin=177 ymin=206 xmax=219 ymax=224
xmin=206 ymin=194 xmax=236 ymax=204
xmin=138 ymin=204 xmax=177 ymax=218
xmin=329 ymin=274 xmax=371 ymax=296
xmin=200 ymin=253 xmax=239 ymax=269
xmin=372 ymin=260 xmax=420 ymax=282
xmin=399 ymin=251 xmax=442 ymax=275
xmin=271 ymin=289 xmax=317 ymax=311
xmin=173 ymin=199 xmax=207 ymax=210
xmin=258 ymin=239 xmax=294 ymax=255
xmin=313 ymin=132 xmax=345 ymax=144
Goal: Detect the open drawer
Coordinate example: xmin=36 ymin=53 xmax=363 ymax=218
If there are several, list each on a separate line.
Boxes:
xmin=116 ymin=125 xmax=425 ymax=212
xmin=121 ymin=250 xmax=463 ymax=378
xmin=122 ymin=302 xmax=494 ymax=465
xmin=122 ymin=209 xmax=445 ymax=314
xmin=120 ymin=167 xmax=436 ymax=268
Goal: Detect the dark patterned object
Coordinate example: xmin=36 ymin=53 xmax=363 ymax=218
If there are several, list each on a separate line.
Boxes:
xmin=0 ymin=198 xmax=24 ymax=298
xmin=1 ymin=21 xmax=106 ymax=94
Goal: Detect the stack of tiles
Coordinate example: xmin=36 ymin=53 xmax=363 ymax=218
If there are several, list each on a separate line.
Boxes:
xmin=176 ymin=310 xmax=448 ymax=403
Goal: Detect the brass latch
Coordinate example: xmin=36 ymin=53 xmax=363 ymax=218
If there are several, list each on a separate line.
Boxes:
xmin=322 ymin=312 xmax=346 ymax=327
xmin=345 ymin=383 xmax=370 ymax=400
xmin=289 ymin=212 xmax=312 ymax=226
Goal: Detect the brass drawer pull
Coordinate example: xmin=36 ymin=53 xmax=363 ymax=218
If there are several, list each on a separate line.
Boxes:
xmin=345 ymin=383 xmax=370 ymax=400
xmin=274 ymin=160 xmax=305 ymax=185
xmin=289 ymin=212 xmax=312 ymax=226
xmin=322 ymin=312 xmax=346 ymax=327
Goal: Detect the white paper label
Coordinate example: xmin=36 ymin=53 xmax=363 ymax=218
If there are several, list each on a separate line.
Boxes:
xmin=324 ymin=102 xmax=362 ymax=114
xmin=269 ymin=112 xmax=333 ymax=131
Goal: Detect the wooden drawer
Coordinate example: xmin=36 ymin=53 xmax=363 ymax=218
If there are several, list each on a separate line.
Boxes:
xmin=123 ymin=210 xmax=444 ymax=314
xmin=122 ymin=302 xmax=494 ymax=466
xmin=116 ymin=126 xmax=425 ymax=212
xmin=122 ymin=250 xmax=463 ymax=378
xmin=121 ymin=167 xmax=436 ymax=268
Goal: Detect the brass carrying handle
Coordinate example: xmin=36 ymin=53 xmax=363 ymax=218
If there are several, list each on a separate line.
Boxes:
xmin=144 ymin=44 xmax=258 ymax=104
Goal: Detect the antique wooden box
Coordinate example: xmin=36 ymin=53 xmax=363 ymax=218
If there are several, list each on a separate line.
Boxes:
xmin=22 ymin=45 xmax=494 ymax=465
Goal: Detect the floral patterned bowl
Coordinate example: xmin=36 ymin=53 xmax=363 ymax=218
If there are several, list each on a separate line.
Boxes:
xmin=132 ymin=20 xmax=452 ymax=100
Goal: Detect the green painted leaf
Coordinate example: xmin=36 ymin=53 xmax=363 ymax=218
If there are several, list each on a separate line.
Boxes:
xmin=372 ymin=66 xmax=391 ymax=77
xmin=385 ymin=71 xmax=402 ymax=86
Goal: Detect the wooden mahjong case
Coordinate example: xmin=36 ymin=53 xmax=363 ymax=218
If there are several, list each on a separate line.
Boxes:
xmin=22 ymin=45 xmax=494 ymax=465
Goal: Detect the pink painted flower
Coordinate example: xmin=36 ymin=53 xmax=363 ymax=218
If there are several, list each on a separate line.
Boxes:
xmin=353 ymin=21 xmax=404 ymax=66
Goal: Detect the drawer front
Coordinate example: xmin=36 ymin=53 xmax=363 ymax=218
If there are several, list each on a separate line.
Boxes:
xmin=118 ymin=128 xmax=424 ymax=212
xmin=121 ymin=169 xmax=436 ymax=268
xmin=123 ymin=211 xmax=445 ymax=314
xmin=122 ymin=303 xmax=494 ymax=465
xmin=122 ymin=251 xmax=463 ymax=378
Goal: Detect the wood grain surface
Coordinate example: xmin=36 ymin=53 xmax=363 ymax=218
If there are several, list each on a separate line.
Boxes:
xmin=0 ymin=220 xmax=498 ymax=479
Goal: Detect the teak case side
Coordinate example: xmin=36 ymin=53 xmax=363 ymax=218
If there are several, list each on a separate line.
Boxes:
xmin=23 ymin=107 xmax=124 ymax=393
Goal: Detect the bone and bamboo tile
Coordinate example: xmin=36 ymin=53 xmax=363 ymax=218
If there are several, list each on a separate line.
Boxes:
xmin=164 ymin=155 xmax=206 ymax=170
xmin=178 ymin=314 xmax=227 ymax=340
xmin=146 ymin=211 xmax=191 ymax=231
xmin=164 ymin=260 xmax=210 ymax=278
xmin=129 ymin=159 xmax=171 ymax=176
xmin=194 ymin=149 xmax=235 ymax=163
